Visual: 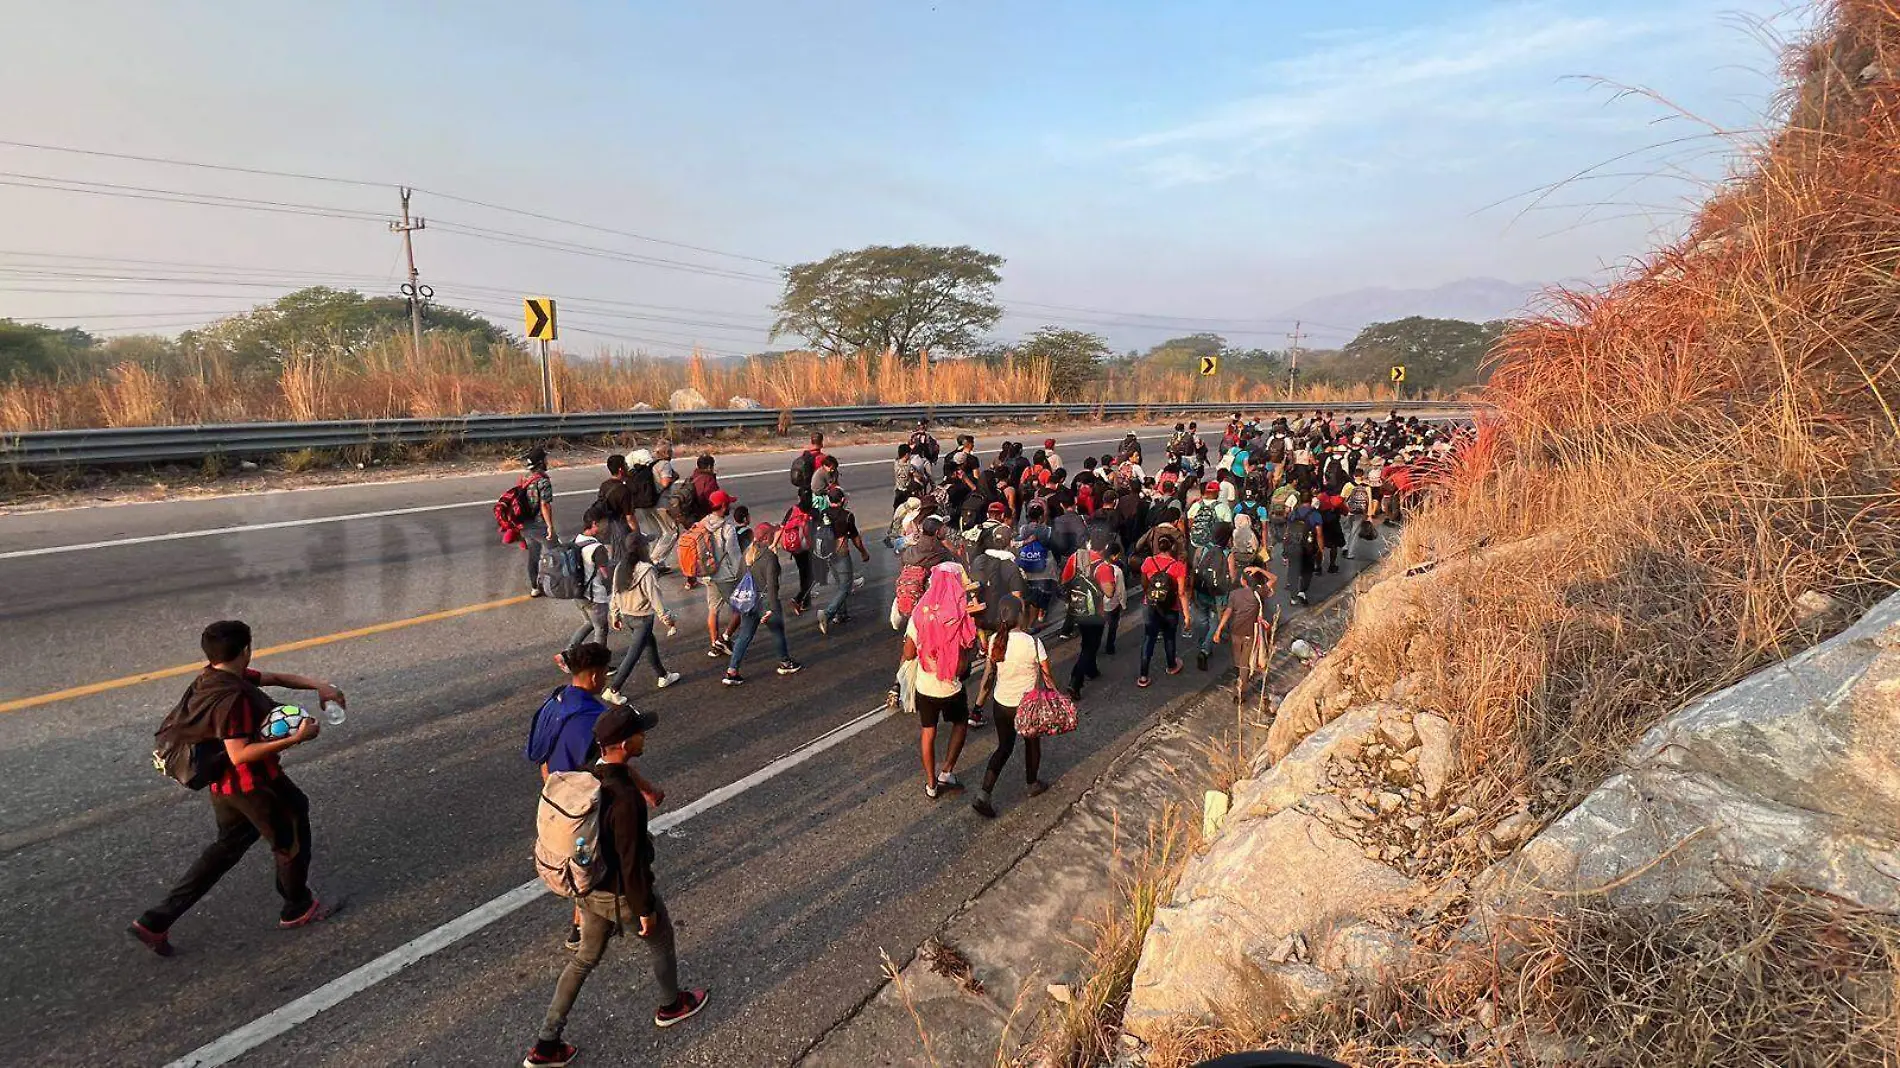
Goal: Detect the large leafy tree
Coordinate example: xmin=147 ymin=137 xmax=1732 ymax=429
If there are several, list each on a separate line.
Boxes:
xmin=0 ymin=321 xmax=96 ymax=380
xmin=191 ymin=287 xmax=510 ymax=371
xmin=1341 ymin=316 xmax=1507 ymax=390
xmin=1017 ymin=326 xmax=1111 ymax=400
xmin=772 ymin=244 xmax=1004 ymax=361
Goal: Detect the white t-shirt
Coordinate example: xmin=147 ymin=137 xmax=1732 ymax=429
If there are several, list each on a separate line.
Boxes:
xmin=992 ymin=631 xmax=1048 ymax=708
xmin=906 ymin=619 xmax=966 ymax=699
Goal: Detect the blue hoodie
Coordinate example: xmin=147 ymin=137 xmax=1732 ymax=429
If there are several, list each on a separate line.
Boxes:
xmin=523 ymin=685 xmax=609 ymax=772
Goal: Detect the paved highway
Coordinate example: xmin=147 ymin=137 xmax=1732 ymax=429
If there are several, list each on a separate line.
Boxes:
xmin=0 ymin=422 xmax=1373 ymax=1067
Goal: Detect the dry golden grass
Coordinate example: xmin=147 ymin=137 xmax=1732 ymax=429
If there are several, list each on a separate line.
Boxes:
xmin=0 ymin=334 xmax=1396 ymax=433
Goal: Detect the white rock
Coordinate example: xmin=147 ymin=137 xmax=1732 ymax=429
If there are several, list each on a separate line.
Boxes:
xmin=667 ymin=387 xmax=710 ymax=411
xmin=1412 ymin=712 xmax=1457 ymax=803
xmin=728 ymin=395 xmax=764 ymax=409
xmin=1047 ymin=983 xmax=1073 ymax=1005
xmin=1376 ymin=791 xmax=1404 ymax=815
xmin=631 ymin=401 xmax=655 ymax=411
xmin=1378 ymin=715 xmax=1419 ymax=751
xmin=1202 ymin=790 xmax=1230 ymax=840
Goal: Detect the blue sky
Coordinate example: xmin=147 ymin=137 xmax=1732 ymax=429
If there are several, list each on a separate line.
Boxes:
xmin=0 ymin=0 xmax=1805 ymax=355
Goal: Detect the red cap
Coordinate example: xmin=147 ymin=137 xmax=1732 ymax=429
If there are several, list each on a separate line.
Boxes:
xmin=1044 ymin=438 xmax=1056 ymax=448
xmin=987 ymin=501 xmax=1008 ymax=515
xmin=1203 ymin=480 xmax=1220 ymax=493
xmin=707 ymin=489 xmax=735 ymax=508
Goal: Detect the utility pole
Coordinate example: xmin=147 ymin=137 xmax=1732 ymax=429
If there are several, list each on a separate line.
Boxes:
xmin=1285 ymin=320 xmax=1306 ymax=398
xmin=391 ymin=187 xmax=428 ymax=363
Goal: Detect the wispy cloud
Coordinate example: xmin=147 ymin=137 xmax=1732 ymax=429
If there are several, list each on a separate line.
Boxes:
xmin=1112 ymin=3 xmax=1677 ymax=186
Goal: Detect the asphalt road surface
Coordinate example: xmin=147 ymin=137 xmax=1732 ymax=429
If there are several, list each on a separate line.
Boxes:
xmin=0 ymin=423 xmax=1380 ymax=1067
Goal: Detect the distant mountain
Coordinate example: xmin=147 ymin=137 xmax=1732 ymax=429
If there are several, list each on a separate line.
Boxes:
xmin=1275 ymin=278 xmax=1549 ymax=348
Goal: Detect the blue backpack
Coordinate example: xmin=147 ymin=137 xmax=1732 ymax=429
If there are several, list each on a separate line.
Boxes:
xmin=523 ymin=687 xmax=604 ymax=768
xmin=1016 ymin=537 xmax=1049 ymax=572
xmin=729 ymin=571 xmax=760 ymax=614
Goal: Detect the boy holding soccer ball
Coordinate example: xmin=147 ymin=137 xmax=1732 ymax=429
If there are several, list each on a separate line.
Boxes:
xmin=128 ymin=620 xmax=346 ymax=956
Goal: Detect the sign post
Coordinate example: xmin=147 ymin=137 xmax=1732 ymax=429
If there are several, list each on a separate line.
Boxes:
xmin=525 ymin=298 xmax=558 ymax=412
xmin=1389 ymin=364 xmax=1406 ymax=401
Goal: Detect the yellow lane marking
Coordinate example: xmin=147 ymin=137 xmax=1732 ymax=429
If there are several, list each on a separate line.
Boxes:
xmin=0 ymin=595 xmax=532 ymax=715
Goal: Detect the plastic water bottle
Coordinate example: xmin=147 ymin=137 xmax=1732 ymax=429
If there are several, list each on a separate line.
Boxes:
xmin=322 ymin=699 xmax=348 ymax=726
xmin=574 ymin=835 xmax=591 ymax=863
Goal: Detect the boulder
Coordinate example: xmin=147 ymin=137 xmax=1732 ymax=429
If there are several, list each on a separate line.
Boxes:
xmin=728 ymin=395 xmax=764 ymax=409
xmin=1412 ymin=712 xmax=1457 ymax=804
xmin=1125 ymin=806 xmax=1417 ymax=1038
xmin=1482 ymin=591 xmax=1900 ymax=916
xmin=1232 ymin=705 xmax=1388 ymax=822
xmin=667 ymin=387 xmax=710 ymax=411
xmin=631 ymin=401 xmax=654 ymax=411
xmin=1262 ymin=653 xmax=1357 ymax=764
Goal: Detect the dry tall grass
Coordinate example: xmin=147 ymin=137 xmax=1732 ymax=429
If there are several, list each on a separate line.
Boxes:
xmin=0 ymin=335 xmax=1392 ymax=433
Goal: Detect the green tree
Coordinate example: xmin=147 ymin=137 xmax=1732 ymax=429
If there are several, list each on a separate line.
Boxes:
xmin=1341 ymin=316 xmax=1506 ymax=390
xmin=1017 ymin=326 xmax=1111 ymax=399
xmin=1139 ymin=332 xmax=1227 ymax=374
xmin=772 ymin=244 xmax=1004 ymax=361
xmin=194 ymin=287 xmax=510 ymax=371
xmin=0 ymin=321 xmax=95 ymax=380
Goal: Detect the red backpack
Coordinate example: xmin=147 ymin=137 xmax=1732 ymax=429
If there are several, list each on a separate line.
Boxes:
xmin=894 ymin=563 xmax=929 ymax=616
xmin=777 ymin=509 xmax=812 ymax=554
xmin=495 ymin=478 xmax=536 ymax=544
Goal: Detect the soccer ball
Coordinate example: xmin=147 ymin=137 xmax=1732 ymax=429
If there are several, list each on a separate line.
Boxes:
xmin=257 ymin=704 xmax=309 ymax=741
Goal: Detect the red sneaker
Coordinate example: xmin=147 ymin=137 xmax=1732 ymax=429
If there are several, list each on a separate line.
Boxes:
xmin=655 ymin=989 xmax=710 ymax=1028
xmin=278 ymin=898 xmax=338 ymax=930
xmin=127 ymin=921 xmax=173 ymax=957
xmin=522 ymin=1040 xmax=577 ymax=1067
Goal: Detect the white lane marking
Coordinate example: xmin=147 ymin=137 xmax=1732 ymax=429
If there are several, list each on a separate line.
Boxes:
xmin=0 ymin=434 xmax=1137 ymax=561
xmin=164 ymin=701 xmax=898 ymax=1068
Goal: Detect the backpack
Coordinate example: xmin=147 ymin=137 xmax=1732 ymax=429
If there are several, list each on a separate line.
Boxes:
xmin=1168 ymin=430 xmax=1190 ymax=456
xmin=625 ymin=463 xmax=660 ymax=510
xmin=1195 ymin=547 xmax=1233 ymax=597
xmin=1065 ymin=562 xmax=1105 ymax=625
xmin=1266 ymin=437 xmax=1287 ymax=464
xmin=729 ymin=570 xmax=760 ymax=614
xmin=1347 ymin=486 xmax=1370 ymax=515
xmin=909 ymin=429 xmax=940 ymax=463
xmin=778 ymin=509 xmax=812 ymax=554
xmin=664 ymin=477 xmax=698 ymax=526
xmin=1288 ymin=510 xmax=1321 ymax=555
xmin=533 ymin=771 xmax=605 ymax=898
xmin=538 ymin=540 xmax=588 ymax=600
xmin=1051 ymin=513 xmax=1085 ymax=557
xmin=1016 ymin=536 xmax=1048 ymax=572
xmin=677 ymin=521 xmax=717 ymax=579
xmin=1114 ymin=462 xmax=1137 ymax=490
xmin=522 ymin=687 xmax=593 ymax=765
xmin=790 ymin=449 xmax=817 ymax=490
xmin=813 ymin=518 xmax=839 ymax=561
xmin=977 ymin=556 xmax=1026 ymax=628
xmin=151 ymin=682 xmax=231 ymax=791
xmin=1143 ymin=563 xmax=1179 ymax=609
xmin=1189 ymin=502 xmax=1220 ymax=547
xmin=1269 ymin=490 xmax=1296 ymax=524
xmin=895 ymin=563 xmax=930 ymax=616
xmin=495 ymin=479 xmax=536 ymax=544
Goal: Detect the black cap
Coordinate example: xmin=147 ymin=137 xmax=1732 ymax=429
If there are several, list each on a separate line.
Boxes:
xmin=594 ymin=704 xmax=659 ymax=745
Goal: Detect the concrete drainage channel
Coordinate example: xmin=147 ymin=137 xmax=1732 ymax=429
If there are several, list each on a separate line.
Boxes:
xmin=797 ymin=567 xmax=1378 ymax=1067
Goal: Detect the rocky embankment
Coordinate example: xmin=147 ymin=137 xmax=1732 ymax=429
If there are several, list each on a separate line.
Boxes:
xmin=1124 ymin=546 xmax=1900 ymax=1051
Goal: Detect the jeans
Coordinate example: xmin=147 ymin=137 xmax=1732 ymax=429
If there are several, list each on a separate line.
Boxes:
xmin=1295 ymin=547 xmax=1319 ymax=597
xmin=1103 ymin=607 xmax=1123 ymax=654
xmin=632 ymin=507 xmax=679 ymax=565
xmin=569 ymin=601 xmax=610 ymax=651
xmin=1191 ymin=594 xmax=1225 ymax=656
xmin=524 ymin=522 xmax=549 ymax=589
xmin=140 ymin=778 xmax=314 ymax=931
xmin=823 ymin=553 xmax=857 ymax=622
xmin=1141 ymin=608 xmax=1181 ymax=676
xmin=1069 ymin=622 xmax=1105 ymax=693
xmin=728 ymin=606 xmax=790 ymax=671
xmin=538 ymin=892 xmax=679 ymax=1043
xmin=609 ymin=614 xmax=666 ymax=691
xmin=791 ymin=552 xmax=814 ymax=608
xmin=982 ymin=702 xmax=1042 ymax=791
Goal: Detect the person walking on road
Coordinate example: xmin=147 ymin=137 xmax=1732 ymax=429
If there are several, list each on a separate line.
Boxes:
xmin=605 ymin=537 xmax=681 ymax=702
xmin=1215 ymin=566 xmax=1277 ymax=699
xmin=1190 ymin=522 xmax=1238 ymax=672
xmin=971 ymin=620 xmax=1054 ymax=818
xmin=694 ymin=490 xmax=742 ymax=657
xmin=522 ymin=448 xmax=557 ymax=597
xmin=818 ymin=489 xmax=871 ymax=635
xmin=903 ymin=565 xmax=977 ymax=798
xmin=1136 ymin=534 xmax=1190 ymax=688
xmin=1058 ymin=537 xmax=1117 ymax=698
xmin=1286 ymin=490 xmax=1325 ymax=606
xmin=566 ymin=506 xmax=615 ymax=652
xmin=597 ymin=454 xmax=641 ymax=562
xmin=522 ymin=704 xmax=708 ymax=1068
xmin=722 ymin=522 xmax=803 ymax=686
xmin=129 ymin=620 xmax=345 ymax=955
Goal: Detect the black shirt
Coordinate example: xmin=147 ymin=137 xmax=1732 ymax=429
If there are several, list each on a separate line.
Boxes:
xmin=598 ymin=478 xmax=634 ymax=521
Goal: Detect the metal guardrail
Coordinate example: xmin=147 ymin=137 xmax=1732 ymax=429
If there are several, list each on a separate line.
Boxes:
xmin=0 ymin=400 xmax=1470 ymax=468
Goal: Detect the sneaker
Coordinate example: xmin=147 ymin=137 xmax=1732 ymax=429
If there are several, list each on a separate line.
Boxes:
xmin=1137 ymin=676 xmax=1151 ymax=688
xmin=278 ymin=898 xmax=336 ymax=930
xmin=721 ymin=671 xmax=744 ymax=687
xmin=1197 ymin=651 xmax=1209 ymax=672
xmin=529 ymin=587 xmax=547 ymax=599
xmin=653 ymin=564 xmax=675 ymax=576
xmin=552 ymin=651 xmax=569 ymax=672
xmin=1066 ymin=686 xmax=1082 ymax=701
xmin=925 ymin=781 xmax=941 ymax=800
xmin=707 ymin=645 xmax=725 ymax=659
xmin=1026 ymin=781 xmax=1048 ymax=798
xmin=971 ymin=796 xmax=998 ymax=819
xmin=564 ymin=924 xmax=582 ymax=952
xmin=789 ymin=601 xmax=806 ymax=616
xmin=1292 ymin=592 xmax=1310 ymax=605
xmin=1328 ymin=564 xmax=1340 ymax=574
xmin=683 ymin=577 xmax=701 ymax=590
xmin=601 ymin=687 xmax=628 ymax=706
xmin=656 ymin=671 xmax=680 ymax=689
xmin=655 ymin=989 xmax=709 ymax=1028
xmin=968 ymin=712 xmax=987 ymax=729
xmin=523 ymin=1040 xmax=578 ymax=1067
xmin=1167 ymin=660 xmax=1185 ymax=676
xmin=818 ymin=614 xmax=830 ymax=636
xmin=776 ymin=660 xmax=803 ymax=676
xmin=886 ymin=687 xmax=901 ymax=710
xmin=127 ymin=920 xmax=173 ymax=957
